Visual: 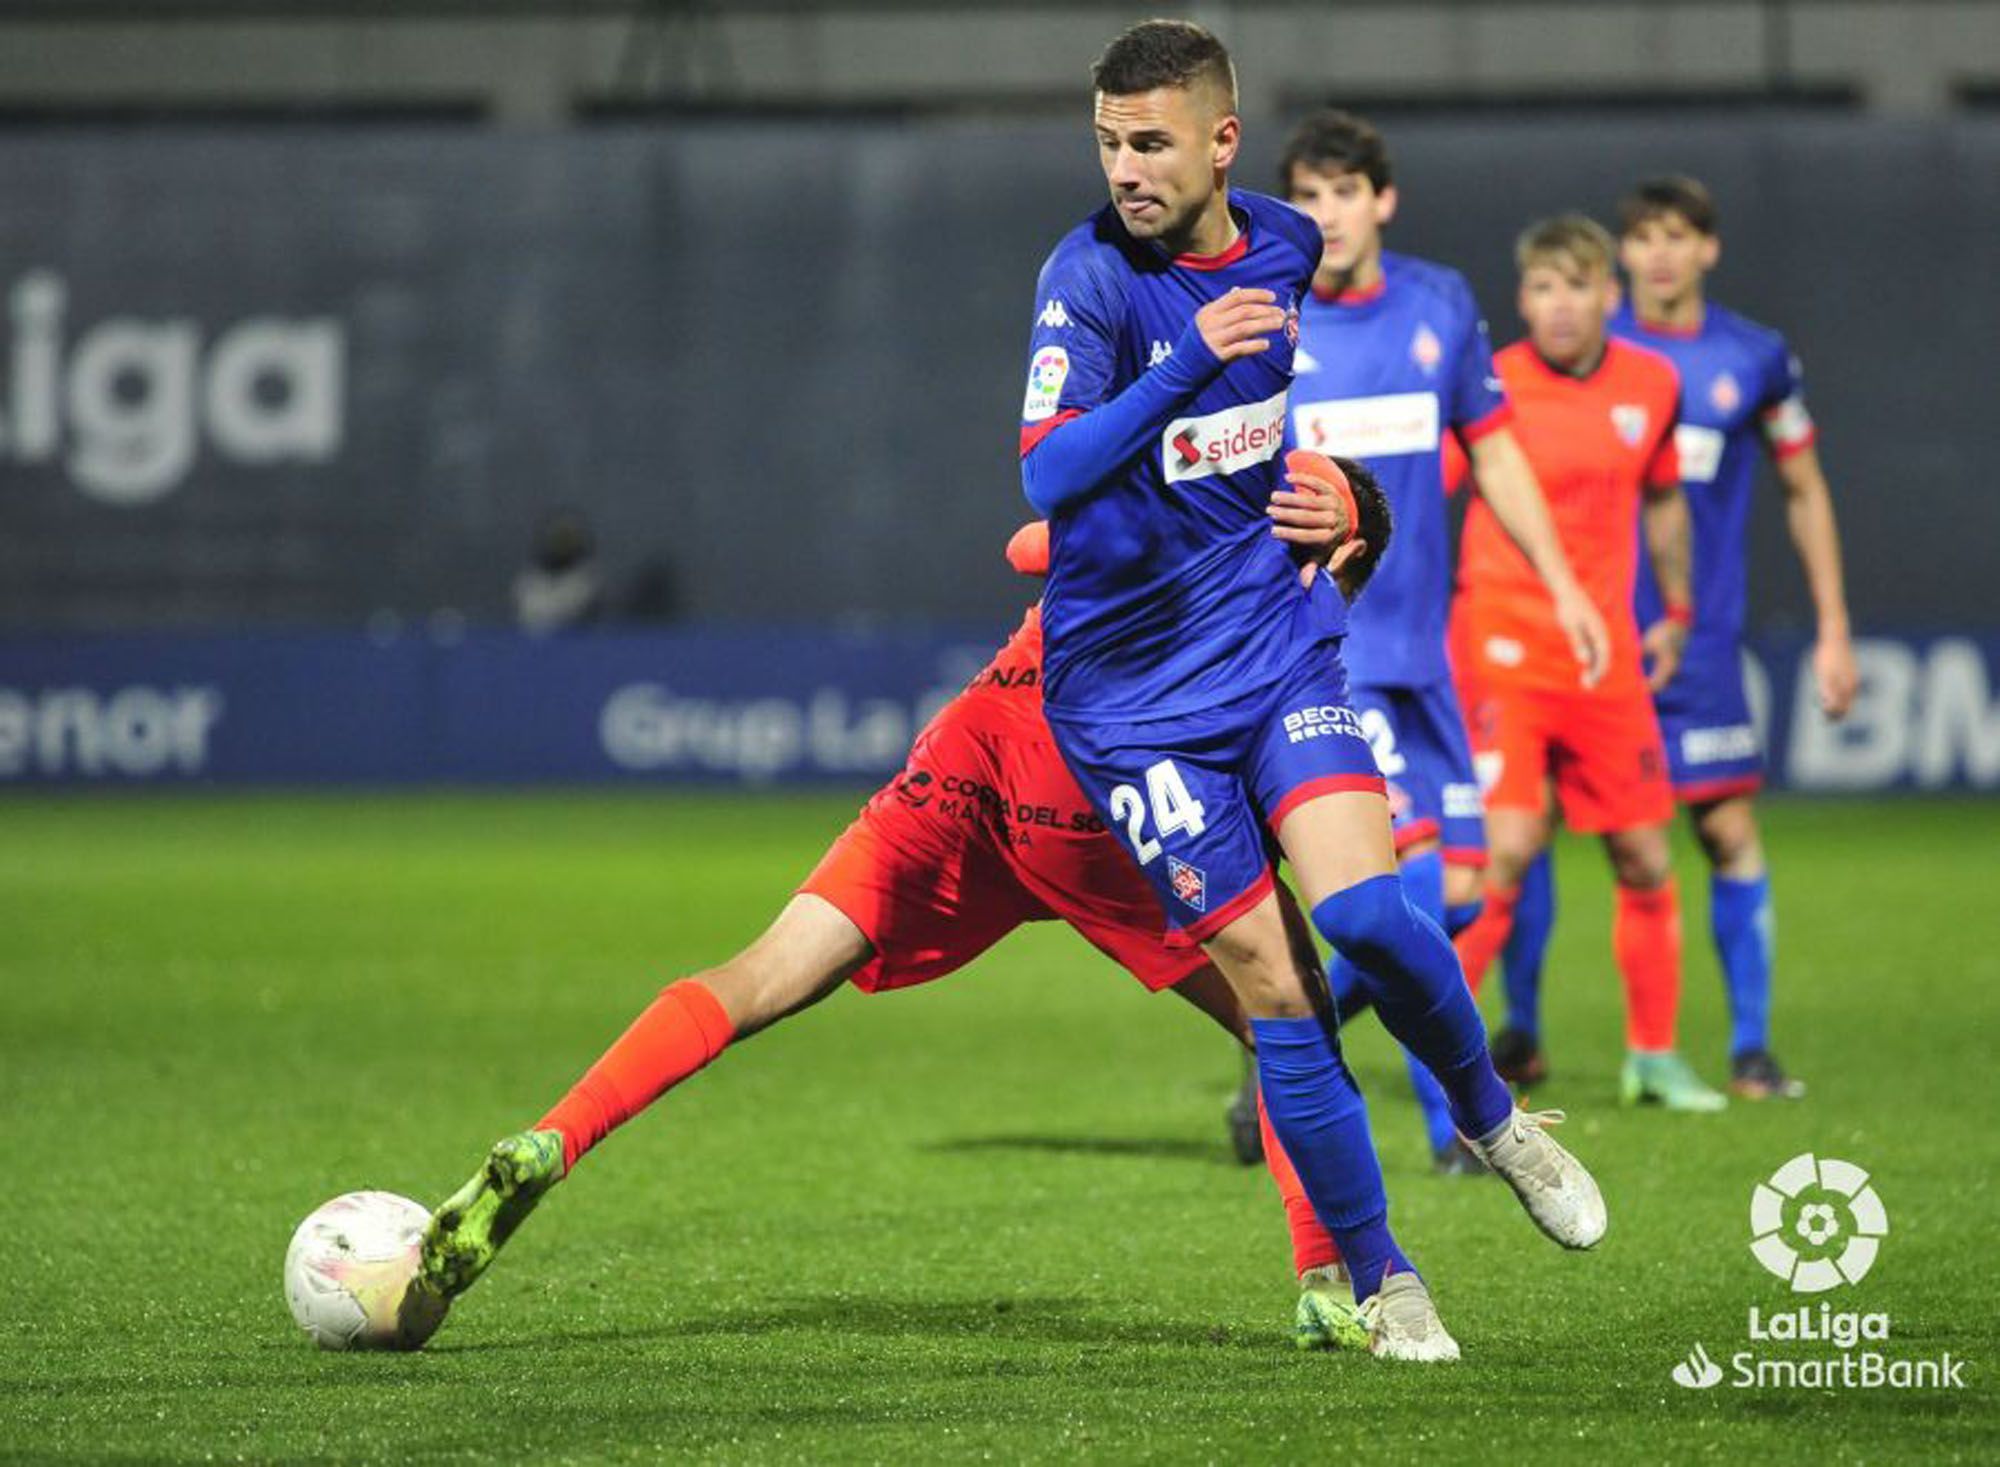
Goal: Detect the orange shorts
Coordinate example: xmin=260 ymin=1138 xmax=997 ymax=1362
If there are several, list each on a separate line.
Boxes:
xmin=799 ymin=699 xmax=1206 ymax=995
xmin=1459 ymin=678 xmax=1674 ymax=834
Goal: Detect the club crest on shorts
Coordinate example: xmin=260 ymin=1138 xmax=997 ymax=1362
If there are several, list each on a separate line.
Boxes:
xmin=1167 ymin=855 xmax=1207 ymax=912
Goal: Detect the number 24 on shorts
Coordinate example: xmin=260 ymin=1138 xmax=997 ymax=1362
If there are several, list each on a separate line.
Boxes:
xmin=1109 ymin=760 xmax=1208 ymax=865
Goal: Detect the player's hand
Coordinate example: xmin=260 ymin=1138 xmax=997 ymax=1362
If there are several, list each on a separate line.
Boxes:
xmin=1267 ymin=467 xmax=1351 ymax=552
xmin=1195 ymin=287 xmax=1288 ymax=363
xmin=1814 ymin=630 xmax=1859 ymax=720
xmin=1641 ymin=617 xmax=1688 ymax=692
xmin=1553 ymin=582 xmax=1611 ymax=690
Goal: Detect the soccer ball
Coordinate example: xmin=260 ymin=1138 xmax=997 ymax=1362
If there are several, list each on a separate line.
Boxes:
xmin=284 ymin=1190 xmax=449 ymax=1351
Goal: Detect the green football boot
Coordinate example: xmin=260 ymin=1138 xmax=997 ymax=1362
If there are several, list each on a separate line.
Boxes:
xmin=1620 ymin=1051 xmax=1728 ymax=1113
xmin=1293 ymin=1265 xmax=1369 ymax=1352
xmin=419 ymin=1129 xmax=567 ymax=1299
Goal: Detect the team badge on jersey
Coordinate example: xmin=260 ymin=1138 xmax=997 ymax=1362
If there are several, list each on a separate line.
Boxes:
xmin=1167 ymin=855 xmax=1207 ymax=912
xmin=1411 ymin=323 xmax=1443 ymax=375
xmin=1023 ymin=346 xmax=1069 ymax=422
xmin=1284 ymin=295 xmax=1301 ymax=346
xmin=1611 ymin=403 xmax=1650 ymax=447
xmin=1709 ymin=372 xmax=1741 ymax=414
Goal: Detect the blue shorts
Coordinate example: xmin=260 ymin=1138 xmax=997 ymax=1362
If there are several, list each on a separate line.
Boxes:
xmin=1653 ymin=645 xmax=1764 ymax=802
xmin=1349 ymin=677 xmax=1487 ymax=869
xmin=1045 ymin=647 xmax=1385 ymax=943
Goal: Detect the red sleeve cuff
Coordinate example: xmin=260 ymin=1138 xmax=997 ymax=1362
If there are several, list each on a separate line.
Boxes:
xmin=1019 ymin=408 xmax=1084 ymax=458
xmin=1769 ymin=426 xmax=1819 ymax=462
xmin=1456 ymin=402 xmax=1514 ymax=445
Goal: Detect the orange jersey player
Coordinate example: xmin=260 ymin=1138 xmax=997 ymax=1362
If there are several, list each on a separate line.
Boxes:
xmin=1449 ymin=213 xmax=1728 ymax=1112
xmin=411 ymin=456 xmax=1399 ymax=1354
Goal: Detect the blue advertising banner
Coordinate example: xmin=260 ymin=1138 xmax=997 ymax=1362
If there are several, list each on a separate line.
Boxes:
xmin=0 ymin=627 xmax=1995 ymax=794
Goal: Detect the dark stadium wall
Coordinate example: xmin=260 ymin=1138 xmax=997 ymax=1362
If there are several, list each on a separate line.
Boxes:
xmin=0 ymin=113 xmax=1993 ymax=637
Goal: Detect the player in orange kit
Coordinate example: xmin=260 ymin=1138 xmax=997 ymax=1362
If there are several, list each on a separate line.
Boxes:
xmin=415 ymin=456 xmax=1448 ymax=1356
xmin=1449 ymin=214 xmax=1726 ymax=1111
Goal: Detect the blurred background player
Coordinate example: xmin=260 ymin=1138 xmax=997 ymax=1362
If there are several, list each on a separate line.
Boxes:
xmin=1490 ymin=178 xmax=1857 ymax=1101
xmin=1449 ymin=214 xmax=1726 ymax=1112
xmin=420 ymin=462 xmax=1416 ymax=1355
xmin=1240 ymin=108 xmax=1608 ymax=1175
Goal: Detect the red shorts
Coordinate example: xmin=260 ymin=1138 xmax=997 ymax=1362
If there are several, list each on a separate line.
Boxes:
xmin=799 ymin=700 xmax=1206 ymax=995
xmin=1459 ymin=678 xmax=1674 ymax=834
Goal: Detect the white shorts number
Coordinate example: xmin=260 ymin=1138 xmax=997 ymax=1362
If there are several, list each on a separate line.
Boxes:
xmin=1358 ymin=707 xmax=1406 ymax=778
xmin=1108 ymin=758 xmax=1209 ymax=866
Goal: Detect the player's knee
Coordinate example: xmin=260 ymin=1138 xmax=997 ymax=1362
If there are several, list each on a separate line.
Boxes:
xmin=1606 ymin=837 xmax=1672 ymax=891
xmin=1695 ymin=806 xmax=1763 ymax=876
xmin=1311 ymin=872 xmax=1422 ymax=968
xmin=1443 ymin=861 xmax=1484 ymax=911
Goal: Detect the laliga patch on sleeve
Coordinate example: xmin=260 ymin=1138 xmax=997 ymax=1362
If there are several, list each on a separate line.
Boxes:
xmin=1023 ymin=346 xmax=1070 ymax=422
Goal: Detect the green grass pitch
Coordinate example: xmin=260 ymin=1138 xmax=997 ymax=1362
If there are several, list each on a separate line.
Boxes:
xmin=4 ymin=792 xmax=1996 ymax=1463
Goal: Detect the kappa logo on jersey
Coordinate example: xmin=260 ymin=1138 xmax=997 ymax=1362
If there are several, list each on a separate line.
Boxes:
xmin=1037 ymin=299 xmax=1073 ymax=329
xmin=1160 ymin=389 xmax=1288 ymax=484
xmin=1022 ymin=346 xmax=1070 ymax=422
xmin=1709 ymin=372 xmax=1742 ymax=414
xmin=1611 ymin=403 xmax=1651 ymax=447
xmin=1411 ymin=323 xmax=1443 ymax=375
xmin=1148 ymin=339 xmax=1174 ymax=369
xmin=1167 ymin=855 xmax=1208 ymax=912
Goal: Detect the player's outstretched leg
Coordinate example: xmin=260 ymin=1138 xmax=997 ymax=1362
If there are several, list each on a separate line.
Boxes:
xmin=421 ymin=1130 xmax=566 ymax=1299
xmin=1313 ymin=873 xmax=1606 ymax=1249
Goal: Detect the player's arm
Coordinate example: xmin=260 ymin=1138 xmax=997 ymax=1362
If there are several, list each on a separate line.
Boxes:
xmin=1021 ymin=287 xmax=1287 ymax=516
xmin=1771 ymin=445 xmax=1857 ymax=718
xmin=1760 ymin=352 xmax=1858 ymax=719
xmin=1466 ymin=427 xmax=1611 ymax=688
xmin=1638 ymin=481 xmax=1694 ymax=692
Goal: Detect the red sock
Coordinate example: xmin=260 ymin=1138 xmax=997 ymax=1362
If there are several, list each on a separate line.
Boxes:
xmin=1451 ymin=884 xmax=1519 ymax=997
xmin=1257 ymin=1093 xmax=1341 ymax=1277
xmin=1614 ymin=881 xmax=1682 ymax=1051
xmin=536 ymin=980 xmax=736 ymax=1169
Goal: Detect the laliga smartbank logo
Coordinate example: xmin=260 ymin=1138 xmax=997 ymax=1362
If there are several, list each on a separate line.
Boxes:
xmin=1671 ymin=1154 xmax=1969 ymax=1393
xmin=1750 ymin=1151 xmax=1887 ymax=1293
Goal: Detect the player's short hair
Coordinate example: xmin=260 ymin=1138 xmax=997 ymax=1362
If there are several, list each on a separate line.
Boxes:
xmin=1515 ymin=214 xmax=1617 ymax=278
xmin=1278 ymin=109 xmax=1392 ymax=192
xmin=1335 ymin=456 xmax=1394 ymax=601
xmin=1091 ymin=19 xmax=1237 ymax=114
xmin=1617 ymin=175 xmax=1719 ymax=237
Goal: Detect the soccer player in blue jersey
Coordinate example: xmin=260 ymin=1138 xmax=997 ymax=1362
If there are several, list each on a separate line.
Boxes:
xmin=1492 ymin=177 xmax=1857 ymax=1100
xmin=1019 ymin=19 xmax=1605 ymax=1361
xmin=1266 ymin=109 xmax=1609 ymax=1172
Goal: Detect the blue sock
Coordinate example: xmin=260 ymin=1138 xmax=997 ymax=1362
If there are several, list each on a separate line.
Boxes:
xmin=1501 ymin=850 xmax=1557 ymax=1040
xmin=1380 ymin=851 xmax=1458 ymax=1157
xmin=1312 ymin=874 xmax=1515 ymax=1141
xmin=1250 ymin=1014 xmax=1413 ymax=1302
xmin=1712 ymin=873 xmax=1775 ymax=1058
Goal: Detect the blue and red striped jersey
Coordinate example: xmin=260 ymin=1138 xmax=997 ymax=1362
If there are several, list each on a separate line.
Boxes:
xmin=1019 ymin=189 xmax=1342 ymax=721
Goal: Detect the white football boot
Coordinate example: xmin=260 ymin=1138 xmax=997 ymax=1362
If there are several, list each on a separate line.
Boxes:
xmin=1465 ymin=1107 xmax=1608 ymax=1249
xmin=1356 ymin=1272 xmax=1460 ymax=1363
